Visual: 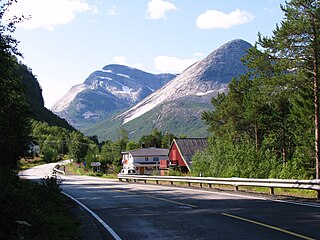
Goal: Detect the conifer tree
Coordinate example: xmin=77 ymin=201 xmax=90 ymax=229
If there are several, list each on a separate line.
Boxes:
xmin=252 ymin=0 xmax=320 ymax=178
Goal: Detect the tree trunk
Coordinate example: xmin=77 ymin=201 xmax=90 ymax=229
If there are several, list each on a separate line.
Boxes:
xmin=282 ymin=125 xmax=287 ymax=166
xmin=254 ymin=122 xmax=259 ymax=152
xmin=312 ymin=13 xmax=320 ymax=179
xmin=314 ymin=56 xmax=319 ymax=179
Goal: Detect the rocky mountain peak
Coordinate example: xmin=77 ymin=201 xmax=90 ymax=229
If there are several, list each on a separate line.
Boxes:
xmin=118 ymin=39 xmax=252 ymax=124
xmin=51 ymin=64 xmax=175 ymax=129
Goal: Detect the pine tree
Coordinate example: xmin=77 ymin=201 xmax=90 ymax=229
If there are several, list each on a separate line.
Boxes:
xmin=253 ymin=0 xmax=320 ymax=179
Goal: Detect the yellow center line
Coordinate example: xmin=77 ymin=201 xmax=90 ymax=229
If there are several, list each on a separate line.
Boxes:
xmin=222 ymin=213 xmax=315 ymax=240
xmin=115 ymin=190 xmax=197 ymax=208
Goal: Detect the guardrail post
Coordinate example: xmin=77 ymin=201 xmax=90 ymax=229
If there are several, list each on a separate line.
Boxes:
xmin=188 ymin=182 xmax=191 ymax=187
xmin=208 ymin=183 xmax=212 ymax=188
xmin=144 ymin=180 xmax=147 ymax=183
xmin=269 ymin=187 xmax=274 ymax=195
xmin=317 ymin=190 xmax=320 ymax=199
xmin=200 ymin=183 xmax=203 ymax=188
xmin=234 ymin=186 xmax=239 ymax=191
xmin=171 ymin=181 xmax=173 ymax=185
xmin=156 ymin=180 xmax=159 ymax=184
xmin=134 ymin=179 xmax=136 ymax=183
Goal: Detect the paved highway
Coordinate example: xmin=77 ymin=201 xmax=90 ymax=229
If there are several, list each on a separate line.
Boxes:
xmin=21 ymin=163 xmax=320 ymax=240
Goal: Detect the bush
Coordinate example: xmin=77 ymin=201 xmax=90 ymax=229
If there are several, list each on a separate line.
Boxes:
xmin=0 ymin=169 xmax=78 ymax=240
xmin=42 ymin=147 xmax=58 ymax=163
xmin=191 ymin=135 xmax=302 ymax=179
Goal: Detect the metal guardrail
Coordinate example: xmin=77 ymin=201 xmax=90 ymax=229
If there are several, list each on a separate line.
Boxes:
xmin=118 ymin=175 xmax=320 ymax=198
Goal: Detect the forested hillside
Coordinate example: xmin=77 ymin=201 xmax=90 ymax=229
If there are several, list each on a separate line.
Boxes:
xmin=18 ymin=64 xmax=75 ymax=131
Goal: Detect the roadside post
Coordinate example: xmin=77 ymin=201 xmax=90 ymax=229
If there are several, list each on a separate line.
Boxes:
xmin=91 ymin=162 xmax=101 ymax=172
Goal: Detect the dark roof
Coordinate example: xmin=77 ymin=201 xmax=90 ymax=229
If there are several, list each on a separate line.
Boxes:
xmin=126 ymin=148 xmax=169 ymax=157
xmin=173 ymin=138 xmax=208 ymax=168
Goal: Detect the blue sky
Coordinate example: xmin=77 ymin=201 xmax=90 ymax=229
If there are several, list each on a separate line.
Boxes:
xmin=5 ymin=0 xmax=285 ymax=108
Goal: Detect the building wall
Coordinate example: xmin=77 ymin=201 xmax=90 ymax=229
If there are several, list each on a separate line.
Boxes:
xmin=122 ymin=153 xmax=134 ymax=169
xmin=169 ymin=143 xmax=186 ymax=167
xmin=131 ymin=155 xmax=168 ymax=163
xmin=122 ymin=153 xmax=168 ymax=172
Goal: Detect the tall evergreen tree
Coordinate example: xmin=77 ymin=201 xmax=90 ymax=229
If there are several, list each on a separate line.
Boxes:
xmin=253 ymin=0 xmax=320 ymax=178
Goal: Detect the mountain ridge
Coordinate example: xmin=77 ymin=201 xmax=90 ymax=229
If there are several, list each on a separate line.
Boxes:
xmin=118 ymin=39 xmax=251 ymax=124
xmin=84 ymin=39 xmax=252 ymax=140
xmin=51 ymin=64 xmax=176 ymax=129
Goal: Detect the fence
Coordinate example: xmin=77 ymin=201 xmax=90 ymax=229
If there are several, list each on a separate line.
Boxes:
xmin=118 ymin=175 xmax=320 ymax=198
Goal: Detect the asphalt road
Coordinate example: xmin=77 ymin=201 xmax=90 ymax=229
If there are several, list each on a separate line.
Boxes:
xmin=21 ymin=163 xmax=320 ymax=240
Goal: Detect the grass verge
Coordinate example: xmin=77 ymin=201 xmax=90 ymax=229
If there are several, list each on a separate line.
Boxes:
xmin=0 ymin=168 xmax=79 ymax=240
xmin=66 ymin=162 xmax=118 ymax=179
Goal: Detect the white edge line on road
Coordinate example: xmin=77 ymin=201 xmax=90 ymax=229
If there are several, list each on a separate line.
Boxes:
xmin=61 ymin=191 xmax=122 ymax=240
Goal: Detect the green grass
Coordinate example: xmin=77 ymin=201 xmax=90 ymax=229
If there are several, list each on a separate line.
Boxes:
xmin=66 ymin=162 xmax=118 ymax=179
xmin=19 ymin=157 xmax=46 ymax=170
xmin=1 ymin=168 xmax=79 ymax=240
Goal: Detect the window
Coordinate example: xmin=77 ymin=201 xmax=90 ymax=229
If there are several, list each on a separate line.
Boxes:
xmin=145 ymin=157 xmax=149 ymax=161
xmin=153 ymin=157 xmax=159 ymax=161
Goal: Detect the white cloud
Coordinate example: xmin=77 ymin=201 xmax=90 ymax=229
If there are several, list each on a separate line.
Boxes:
xmin=154 ymin=56 xmax=199 ymax=73
xmin=108 ymin=6 xmax=117 ymax=16
xmin=4 ymin=0 xmax=94 ymax=31
xmin=194 ymin=52 xmax=204 ymax=57
xmin=196 ymin=9 xmax=254 ymax=30
xmin=112 ymin=56 xmax=144 ymax=69
xmin=147 ymin=0 xmax=177 ymax=19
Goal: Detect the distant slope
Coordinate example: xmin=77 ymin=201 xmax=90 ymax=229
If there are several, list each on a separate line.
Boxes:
xmin=84 ymin=39 xmax=252 ymax=140
xmin=84 ymin=97 xmax=213 ymax=140
xmin=51 ymin=64 xmax=176 ymax=129
xmin=18 ymin=64 xmax=75 ymax=131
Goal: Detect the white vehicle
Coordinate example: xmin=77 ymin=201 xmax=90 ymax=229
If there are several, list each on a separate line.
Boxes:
xmin=119 ymin=169 xmax=137 ymax=175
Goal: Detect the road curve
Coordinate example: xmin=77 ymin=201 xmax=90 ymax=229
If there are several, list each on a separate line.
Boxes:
xmin=21 ymin=163 xmax=320 ymax=240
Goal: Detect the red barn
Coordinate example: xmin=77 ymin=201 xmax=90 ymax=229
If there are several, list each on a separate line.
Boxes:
xmin=160 ymin=138 xmax=208 ymax=174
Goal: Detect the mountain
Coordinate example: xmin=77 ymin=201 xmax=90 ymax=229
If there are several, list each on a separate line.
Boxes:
xmin=18 ymin=64 xmax=75 ymax=131
xmin=51 ymin=64 xmax=176 ymax=129
xmin=84 ymin=39 xmax=252 ymax=140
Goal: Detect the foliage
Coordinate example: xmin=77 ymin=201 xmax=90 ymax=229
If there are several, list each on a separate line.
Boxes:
xmin=199 ymin=0 xmax=320 ymax=180
xmin=168 ymin=168 xmax=183 ymax=176
xmin=18 ymin=64 xmax=75 ymax=131
xmin=0 ymin=170 xmax=78 ymax=239
xmin=42 ymin=146 xmax=58 ymax=163
xmin=68 ymin=131 xmax=91 ymax=163
xmin=139 ymin=128 xmax=176 ymax=148
xmin=126 ymin=140 xmax=140 ymax=151
xmin=0 ymin=0 xmax=31 ymax=169
xmin=84 ymin=143 xmax=99 ymax=168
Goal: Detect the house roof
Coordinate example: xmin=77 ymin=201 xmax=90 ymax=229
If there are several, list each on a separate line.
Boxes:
xmin=124 ymin=148 xmax=169 ymax=157
xmin=171 ymin=138 xmax=208 ymax=170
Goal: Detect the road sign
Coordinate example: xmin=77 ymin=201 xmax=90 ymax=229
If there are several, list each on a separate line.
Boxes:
xmin=91 ymin=162 xmax=101 ymax=167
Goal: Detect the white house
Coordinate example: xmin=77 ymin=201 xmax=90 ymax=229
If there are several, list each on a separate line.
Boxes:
xmin=121 ymin=148 xmax=169 ymax=175
xmin=28 ymin=141 xmax=40 ymax=156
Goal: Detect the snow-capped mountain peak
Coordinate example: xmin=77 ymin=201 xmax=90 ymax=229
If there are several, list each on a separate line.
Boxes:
xmin=51 ymin=64 xmax=176 ymax=129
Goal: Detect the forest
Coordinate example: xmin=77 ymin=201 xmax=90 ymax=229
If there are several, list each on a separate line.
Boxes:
xmin=193 ymin=0 xmax=320 ymax=180
xmin=31 ymin=121 xmax=175 ymax=174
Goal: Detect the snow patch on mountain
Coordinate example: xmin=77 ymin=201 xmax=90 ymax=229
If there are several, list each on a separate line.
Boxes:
xmin=117 ymin=73 xmax=130 ymax=78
